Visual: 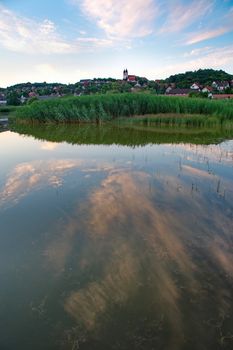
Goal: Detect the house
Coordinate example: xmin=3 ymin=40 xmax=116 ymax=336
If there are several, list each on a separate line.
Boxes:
xmin=166 ymin=88 xmax=195 ymax=96
xmin=134 ymin=82 xmax=141 ymax=88
xmin=28 ymin=91 xmax=37 ymax=98
xmin=80 ymin=79 xmax=91 ymax=87
xmin=202 ymin=86 xmax=213 ymax=93
xmin=212 ymin=81 xmax=218 ymax=89
xmin=20 ymin=95 xmax=27 ymax=104
xmin=131 ymin=82 xmax=142 ymax=92
xmin=165 ymin=86 xmax=172 ymax=94
xmin=0 ymin=94 xmax=7 ymax=105
xmin=212 ymin=81 xmax=230 ymax=91
xmin=127 ymin=75 xmax=137 ymax=82
xmin=218 ymin=81 xmax=230 ymax=91
xmin=190 ymin=83 xmax=201 ymax=90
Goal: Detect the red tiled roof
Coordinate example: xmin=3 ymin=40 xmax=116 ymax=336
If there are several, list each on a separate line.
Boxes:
xmin=203 ymin=86 xmax=213 ymax=91
xmin=128 ymin=75 xmax=136 ymax=81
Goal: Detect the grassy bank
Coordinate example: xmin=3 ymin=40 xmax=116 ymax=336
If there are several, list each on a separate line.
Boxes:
xmin=12 ymin=93 xmax=233 ymax=125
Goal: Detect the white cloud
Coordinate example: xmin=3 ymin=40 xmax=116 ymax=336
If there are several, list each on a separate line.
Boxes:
xmin=78 ymin=0 xmax=158 ymax=38
xmin=185 ymin=28 xmax=230 ymax=45
xmin=185 ymin=9 xmax=233 ymax=45
xmin=153 ymin=45 xmax=233 ymax=78
xmin=35 ymin=63 xmax=57 ymax=75
xmin=159 ymin=0 xmax=214 ymax=34
xmin=186 ymin=27 xmax=229 ymax=45
xmin=76 ymin=37 xmax=113 ymax=48
xmin=0 ymin=160 xmax=82 ymax=208
xmin=41 ymin=142 xmax=59 ymax=151
xmin=183 ymin=47 xmax=212 ymax=57
xmin=0 ymin=5 xmax=73 ymax=54
xmin=33 ymin=64 xmax=92 ymax=84
xmin=0 ymin=4 xmax=116 ymax=54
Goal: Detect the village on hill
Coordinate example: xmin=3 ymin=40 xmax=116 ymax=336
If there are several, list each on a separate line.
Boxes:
xmin=1 ymin=69 xmax=233 ymax=106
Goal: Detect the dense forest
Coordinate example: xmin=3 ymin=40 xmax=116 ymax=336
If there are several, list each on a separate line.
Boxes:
xmin=165 ymin=69 xmax=233 ymax=88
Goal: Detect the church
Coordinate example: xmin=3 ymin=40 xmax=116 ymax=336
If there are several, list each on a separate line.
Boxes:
xmin=123 ymin=69 xmax=136 ymax=83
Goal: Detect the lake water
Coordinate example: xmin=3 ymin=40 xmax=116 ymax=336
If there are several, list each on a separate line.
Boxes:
xmin=0 ymin=125 xmax=233 ymax=350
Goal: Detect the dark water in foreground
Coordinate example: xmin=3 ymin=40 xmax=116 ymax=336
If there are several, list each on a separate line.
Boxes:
xmin=0 ymin=125 xmax=233 ymax=350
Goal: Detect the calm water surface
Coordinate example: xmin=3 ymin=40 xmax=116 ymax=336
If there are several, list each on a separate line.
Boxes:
xmin=0 ymin=125 xmax=233 ymax=350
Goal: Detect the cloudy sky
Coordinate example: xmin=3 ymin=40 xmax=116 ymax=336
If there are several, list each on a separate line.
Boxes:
xmin=0 ymin=0 xmax=233 ymax=87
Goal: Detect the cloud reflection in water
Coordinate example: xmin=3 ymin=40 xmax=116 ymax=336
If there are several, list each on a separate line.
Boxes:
xmin=0 ymin=159 xmax=82 ymax=208
xmin=56 ymin=167 xmax=233 ymax=347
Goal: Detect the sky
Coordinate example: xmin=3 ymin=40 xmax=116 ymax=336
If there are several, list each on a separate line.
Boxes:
xmin=0 ymin=0 xmax=233 ymax=87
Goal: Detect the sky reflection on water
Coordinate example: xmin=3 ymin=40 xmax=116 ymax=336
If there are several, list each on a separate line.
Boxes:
xmin=0 ymin=128 xmax=233 ymax=350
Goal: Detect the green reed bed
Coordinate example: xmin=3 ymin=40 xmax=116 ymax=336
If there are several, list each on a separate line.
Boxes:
xmin=116 ymin=114 xmax=232 ymax=128
xmin=12 ymin=94 xmax=233 ymax=125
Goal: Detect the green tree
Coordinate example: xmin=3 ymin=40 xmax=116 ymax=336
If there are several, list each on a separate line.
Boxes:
xmin=7 ymin=91 xmax=20 ymax=106
xmin=27 ymin=96 xmax=38 ymax=104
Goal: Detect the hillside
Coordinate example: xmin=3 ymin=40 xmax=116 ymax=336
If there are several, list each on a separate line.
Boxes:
xmin=165 ymin=69 xmax=233 ymax=88
xmin=1 ymin=69 xmax=233 ymax=100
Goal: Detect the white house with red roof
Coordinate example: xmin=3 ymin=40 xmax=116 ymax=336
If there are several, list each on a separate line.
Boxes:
xmin=202 ymin=86 xmax=213 ymax=93
xmin=190 ymin=83 xmax=201 ymax=90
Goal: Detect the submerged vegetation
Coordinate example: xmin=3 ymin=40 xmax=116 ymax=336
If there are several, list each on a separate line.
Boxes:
xmin=12 ymin=93 xmax=233 ymax=127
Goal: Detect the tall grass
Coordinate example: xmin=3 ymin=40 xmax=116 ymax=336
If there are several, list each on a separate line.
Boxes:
xmin=12 ymin=94 xmax=233 ymax=124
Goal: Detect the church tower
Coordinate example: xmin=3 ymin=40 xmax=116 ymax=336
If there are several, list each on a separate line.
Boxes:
xmin=123 ymin=69 xmax=128 ymax=81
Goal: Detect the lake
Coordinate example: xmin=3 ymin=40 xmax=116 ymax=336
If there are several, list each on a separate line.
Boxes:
xmin=0 ymin=124 xmax=233 ymax=350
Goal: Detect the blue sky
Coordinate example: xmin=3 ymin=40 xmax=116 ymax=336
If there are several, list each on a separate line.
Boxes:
xmin=0 ymin=0 xmax=233 ymax=87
